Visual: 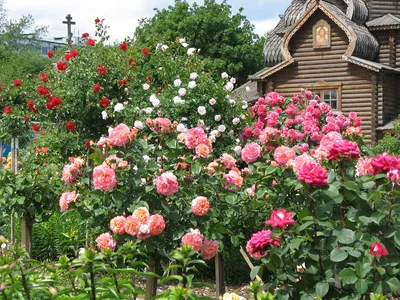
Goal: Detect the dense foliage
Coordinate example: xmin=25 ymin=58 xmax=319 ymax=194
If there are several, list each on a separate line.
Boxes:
xmin=134 ymin=0 xmax=264 ymax=85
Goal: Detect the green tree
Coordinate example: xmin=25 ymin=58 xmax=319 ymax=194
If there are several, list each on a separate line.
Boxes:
xmin=134 ymin=0 xmax=265 ymax=85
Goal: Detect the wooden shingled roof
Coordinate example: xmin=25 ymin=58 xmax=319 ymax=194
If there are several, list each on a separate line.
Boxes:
xmin=366 ymin=13 xmax=400 ymax=30
xmin=262 ymin=0 xmax=380 ymax=72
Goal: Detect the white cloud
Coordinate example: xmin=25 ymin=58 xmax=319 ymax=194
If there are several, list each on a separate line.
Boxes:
xmin=251 ymin=17 xmax=280 ymax=37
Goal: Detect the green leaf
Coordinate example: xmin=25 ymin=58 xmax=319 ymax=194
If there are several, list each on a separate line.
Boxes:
xmin=330 ymin=248 xmax=348 ymax=262
xmin=299 ymin=221 xmax=314 ymax=231
xmin=394 ymin=231 xmax=400 ymax=248
xmin=355 ymin=279 xmax=368 ymax=295
xmin=343 ymin=181 xmax=360 ymax=194
xmin=231 ymin=235 xmax=239 ymax=247
xmin=323 ymin=185 xmax=343 ymax=203
xmin=315 ymin=282 xmax=329 ymax=297
xmin=250 ymin=266 xmax=260 ymax=280
xmin=338 ymin=268 xmax=357 ymax=285
xmin=159 ymin=275 xmax=183 ymax=284
xmin=337 ymin=228 xmax=356 ymax=244
xmin=386 ymin=277 xmax=400 ymax=293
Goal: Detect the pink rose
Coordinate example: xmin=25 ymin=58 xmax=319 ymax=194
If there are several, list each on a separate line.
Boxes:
xmin=328 ymin=140 xmax=360 ymax=160
xmin=181 ymin=229 xmax=204 ymax=252
xmin=96 ymin=233 xmax=116 ymax=252
xmin=93 ymin=165 xmax=117 ymax=191
xmin=191 ymin=196 xmax=210 ymax=216
xmin=370 ymin=242 xmax=388 ymax=258
xmin=155 ymin=172 xmax=179 ymax=196
xmin=298 ymin=163 xmax=328 ymax=187
xmin=125 ymin=216 xmax=141 ymax=236
xmin=241 ymin=142 xmax=261 ymax=164
xmin=148 ymin=117 xmax=172 ymax=133
xmin=200 ymin=239 xmax=219 ymax=260
xmin=265 ymin=209 xmax=295 ymax=228
xmin=183 ymin=127 xmax=209 ymax=149
xmin=273 ymin=146 xmax=296 ymax=167
xmin=110 ymin=216 xmax=126 ymax=235
xmin=148 ymin=214 xmax=166 ymax=236
xmin=108 ymin=124 xmax=131 ymax=147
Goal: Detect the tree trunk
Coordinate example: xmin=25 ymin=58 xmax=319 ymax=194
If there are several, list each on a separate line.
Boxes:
xmin=215 ymin=252 xmax=225 ymax=298
xmin=145 ymin=256 xmax=159 ymax=299
xmin=10 ymin=137 xmax=19 ymax=245
xmin=21 ymin=216 xmax=33 ymax=255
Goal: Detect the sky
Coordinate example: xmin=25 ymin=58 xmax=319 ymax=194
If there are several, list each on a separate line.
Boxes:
xmin=2 ymin=0 xmax=291 ymax=43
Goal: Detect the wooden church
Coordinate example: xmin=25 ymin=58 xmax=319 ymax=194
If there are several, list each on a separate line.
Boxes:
xmin=249 ymin=0 xmax=400 ymax=143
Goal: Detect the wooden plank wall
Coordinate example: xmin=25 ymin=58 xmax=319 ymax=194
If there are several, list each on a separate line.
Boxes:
xmin=269 ymin=10 xmax=374 ymax=143
xmin=381 ymin=74 xmax=398 ymax=124
xmin=366 ymin=0 xmax=400 ymax=19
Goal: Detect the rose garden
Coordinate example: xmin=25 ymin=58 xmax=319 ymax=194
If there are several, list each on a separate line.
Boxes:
xmin=0 ymin=8 xmax=400 ymax=300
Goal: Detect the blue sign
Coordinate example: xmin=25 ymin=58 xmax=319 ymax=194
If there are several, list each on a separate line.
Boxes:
xmin=2 ymin=143 xmax=10 ymax=158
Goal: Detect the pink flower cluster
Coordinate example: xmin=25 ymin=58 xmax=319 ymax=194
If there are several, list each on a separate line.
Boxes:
xmin=108 ymin=124 xmax=131 ymax=147
xmin=181 ymin=229 xmax=219 ymax=260
xmin=274 ymin=146 xmax=296 ymax=167
xmin=59 ymin=191 xmax=80 ymax=212
xmin=356 ymin=153 xmax=400 ymax=183
xmin=154 ymin=172 xmax=179 ymax=196
xmin=108 ymin=207 xmax=166 ymax=241
xmin=96 ymin=233 xmax=117 ymax=252
xmin=147 ymin=117 xmax=172 ymax=133
xmin=61 ymin=157 xmax=84 ymax=185
xmin=246 ymin=230 xmax=280 ymax=260
xmin=104 ymin=155 xmax=128 ymax=170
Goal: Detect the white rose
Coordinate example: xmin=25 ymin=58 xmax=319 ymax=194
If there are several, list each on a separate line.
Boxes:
xmin=187 ymin=48 xmax=196 ymax=55
xmin=114 ymin=103 xmax=124 ymax=112
xmin=198 ymin=106 xmax=206 ymax=115
xmin=177 ymin=123 xmax=186 ymax=132
xmin=209 ymin=135 xmax=216 ymax=142
xmin=143 ymin=155 xmax=150 ymax=163
xmin=234 ymin=146 xmax=242 ymax=155
xmin=124 ymin=87 xmax=129 ymax=92
xmin=156 ymin=43 xmax=162 ymax=49
xmin=232 ymin=118 xmax=240 ymax=125
xmin=181 ymin=42 xmax=188 ymax=48
xmin=210 ymin=130 xmax=219 ymax=137
xmin=245 ymin=86 xmax=251 ymax=92
xmin=218 ymin=125 xmax=226 ymax=132
xmin=240 ymin=114 xmax=246 ymax=119
xmin=101 ymin=110 xmax=108 ymax=120
xmin=230 ymin=77 xmax=236 ymax=84
xmin=225 ymin=82 xmax=234 ymax=91
xmin=229 ymin=99 xmax=236 ymax=105
xmin=174 ymin=79 xmax=182 ymax=87
xmin=242 ymin=101 xmax=248 ymax=109
xmin=190 ymin=72 xmax=198 ymax=80
xmin=214 ymin=115 xmax=221 ymax=122
xmin=123 ymin=101 xmax=128 ymax=105
xmin=161 ymin=45 xmax=169 ymax=51
xmin=151 ymin=98 xmax=160 ymax=107
xmin=134 ymin=120 xmax=144 ymax=129
xmin=133 ymin=165 xmax=138 ymax=171
xmin=174 ymin=96 xmax=182 ymax=105
xmin=178 ymin=88 xmax=187 ymax=97
xmin=145 ymin=107 xmax=153 ymax=114
xmin=181 ymin=117 xmax=188 ymax=121
xmin=209 ymin=98 xmax=216 ymax=105
xmin=228 ymin=130 xmax=234 ymax=136
xmin=235 ymin=139 xmax=240 ymax=144
xmin=221 ymin=72 xmax=229 ymax=79
xmin=108 ymin=127 xmax=113 ymax=135
xmin=188 ymin=81 xmax=196 ymax=89
xmin=198 ymin=119 xmax=205 ymax=127
xmin=150 ymin=94 xmax=158 ymax=102
xmin=143 ymin=83 xmax=150 ymax=90
xmin=179 ymin=38 xmax=186 ymax=44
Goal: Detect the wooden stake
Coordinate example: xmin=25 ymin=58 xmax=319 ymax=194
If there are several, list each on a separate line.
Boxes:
xmin=21 ymin=217 xmax=33 ymax=254
xmin=145 ymin=256 xmax=158 ymax=299
xmin=215 ymin=252 xmax=225 ymax=298
xmin=240 ymin=246 xmax=263 ymax=283
xmin=10 ymin=138 xmax=18 ymax=245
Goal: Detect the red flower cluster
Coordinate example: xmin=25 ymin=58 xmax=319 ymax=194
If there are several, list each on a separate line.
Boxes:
xmin=46 ymin=97 xmax=62 ymax=110
xmin=95 ymin=17 xmax=100 ymax=23
xmin=47 ymin=50 xmax=53 ymax=58
xmin=82 ymin=32 xmax=89 ymax=38
xmin=328 ymin=140 xmax=360 ymax=160
xmin=119 ymin=41 xmax=128 ymax=51
xmin=57 ymin=61 xmax=67 ymax=71
xmin=37 ymin=86 xmax=51 ymax=97
xmin=4 ymin=106 xmax=12 ymax=114
xmin=99 ymin=97 xmax=110 ymax=107
xmin=27 ymin=100 xmax=38 ymax=114
xmin=119 ymin=79 xmax=128 ymax=86
xmin=39 ymin=73 xmax=48 ymax=82
xmin=32 ymin=124 xmax=40 ymax=132
xmin=141 ymin=47 xmax=150 ymax=56
xmin=97 ymin=64 xmax=107 ymax=75
xmin=128 ymin=58 xmax=136 ymax=68
xmin=13 ymin=80 xmax=22 ymax=87
xmin=371 ymin=153 xmax=400 ymax=174
xmin=86 ymin=39 xmax=95 ymax=46
xmin=64 ymin=49 xmax=78 ymax=61
xmin=35 ymin=147 xmax=48 ymax=154
xmin=93 ymin=83 xmax=101 ymax=93
xmin=246 ymin=230 xmax=280 ymax=260
xmin=66 ymin=122 xmax=76 ymax=131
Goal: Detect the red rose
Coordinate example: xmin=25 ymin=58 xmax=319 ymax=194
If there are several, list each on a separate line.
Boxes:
xmin=85 ymin=140 xmax=92 ymax=149
xmin=265 ymin=209 xmax=295 ymax=228
xmin=66 ymin=122 xmax=76 ymax=131
xmin=95 ymin=17 xmax=100 ymax=23
xmin=32 ymin=124 xmax=40 ymax=132
xmin=93 ymin=83 xmax=101 ymax=93
xmin=24 ymin=116 xmax=29 ymax=121
xmin=69 ymin=49 xmax=78 ymax=58
xmin=119 ymin=79 xmax=128 ymax=86
xmin=128 ymin=58 xmax=136 ymax=68
xmin=370 ymin=242 xmax=388 ymax=258
xmin=57 ymin=61 xmax=67 ymax=71
xmin=97 ymin=64 xmax=107 ymax=75
xmin=47 ymin=50 xmax=53 ymax=58
xmin=13 ymin=80 xmax=22 ymax=86
xmin=87 ymin=39 xmax=95 ymax=46
xmin=119 ymin=42 xmax=128 ymax=51
xmin=42 ymin=148 xmax=49 ymax=153
xmin=298 ymin=163 xmax=328 ymax=187
xmin=100 ymin=97 xmax=110 ymax=107
xmin=46 ymin=97 xmax=62 ymax=110
xmin=36 ymin=148 xmax=41 ymax=153
xmin=27 ymin=100 xmax=35 ymax=109
xmin=146 ymin=76 xmax=153 ymax=82
xmin=141 ymin=48 xmax=150 ymax=56
xmin=82 ymin=32 xmax=89 ymax=38
xmin=328 ymin=140 xmax=360 ymax=160
xmin=4 ymin=106 xmax=12 ymax=114
xmin=64 ymin=53 xmax=71 ymax=61
xmin=37 ymin=86 xmax=51 ymax=97
xmin=156 ymin=88 xmax=162 ymax=94
xmin=39 ymin=73 xmax=48 ymax=82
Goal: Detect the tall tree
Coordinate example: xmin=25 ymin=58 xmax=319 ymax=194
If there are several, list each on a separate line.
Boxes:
xmin=134 ymin=0 xmax=265 ymax=85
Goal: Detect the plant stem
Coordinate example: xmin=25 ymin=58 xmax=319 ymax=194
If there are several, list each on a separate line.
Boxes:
xmin=1 ymin=290 xmax=8 ymax=300
xmin=89 ymin=264 xmax=96 ymax=300
xmin=19 ymin=267 xmax=31 ymax=300
xmin=385 ymin=184 xmax=396 ymax=230
xmin=113 ymin=273 xmax=120 ymax=293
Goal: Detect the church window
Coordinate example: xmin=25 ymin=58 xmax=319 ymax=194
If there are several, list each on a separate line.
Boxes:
xmin=314 ymin=89 xmax=338 ymax=110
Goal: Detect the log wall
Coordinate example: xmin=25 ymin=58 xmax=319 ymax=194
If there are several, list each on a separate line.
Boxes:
xmin=373 ymin=31 xmax=390 ymax=65
xmin=268 ymin=10 xmax=375 ymax=143
xmin=366 ymin=0 xmax=400 ymax=20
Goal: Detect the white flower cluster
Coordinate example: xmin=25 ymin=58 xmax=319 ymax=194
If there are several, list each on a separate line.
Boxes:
xmin=150 ymin=94 xmax=160 ymax=108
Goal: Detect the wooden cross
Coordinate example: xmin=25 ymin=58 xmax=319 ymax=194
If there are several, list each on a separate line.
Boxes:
xmin=62 ymin=14 xmax=76 ymax=48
